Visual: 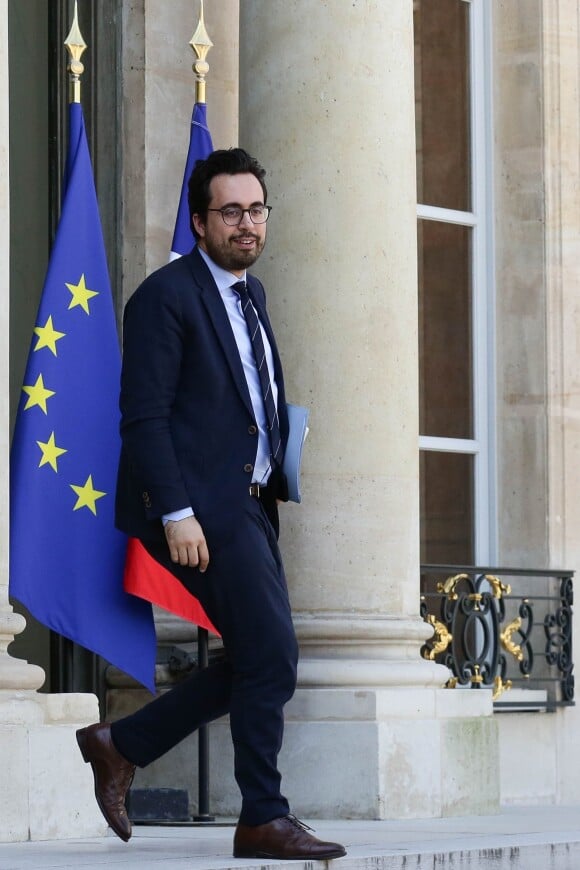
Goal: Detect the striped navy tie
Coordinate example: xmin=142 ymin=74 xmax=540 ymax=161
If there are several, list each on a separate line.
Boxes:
xmin=232 ymin=281 xmax=282 ymax=467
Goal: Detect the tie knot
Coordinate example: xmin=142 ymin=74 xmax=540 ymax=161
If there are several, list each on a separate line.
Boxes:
xmin=232 ymin=281 xmax=247 ymax=298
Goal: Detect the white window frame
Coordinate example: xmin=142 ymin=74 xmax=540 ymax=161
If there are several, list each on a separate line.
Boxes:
xmin=418 ymin=0 xmax=496 ymax=564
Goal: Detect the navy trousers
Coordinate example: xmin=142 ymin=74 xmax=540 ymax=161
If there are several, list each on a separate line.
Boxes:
xmin=111 ymin=491 xmax=299 ymax=826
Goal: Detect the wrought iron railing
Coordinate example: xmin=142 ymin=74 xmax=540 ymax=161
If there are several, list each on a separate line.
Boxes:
xmin=420 ymin=565 xmax=574 ymax=710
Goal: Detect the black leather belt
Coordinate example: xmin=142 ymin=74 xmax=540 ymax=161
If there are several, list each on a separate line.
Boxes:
xmin=249 ymin=482 xmax=267 ymax=498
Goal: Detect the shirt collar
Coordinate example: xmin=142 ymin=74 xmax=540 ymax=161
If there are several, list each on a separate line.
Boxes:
xmin=197 ymin=246 xmax=246 ymax=294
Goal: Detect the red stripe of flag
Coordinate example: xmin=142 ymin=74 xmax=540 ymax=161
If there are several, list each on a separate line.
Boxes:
xmin=124 ymin=538 xmax=219 ymax=635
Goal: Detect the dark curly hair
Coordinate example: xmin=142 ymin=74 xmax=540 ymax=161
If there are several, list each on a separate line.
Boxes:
xmin=188 ymin=148 xmax=268 ymax=240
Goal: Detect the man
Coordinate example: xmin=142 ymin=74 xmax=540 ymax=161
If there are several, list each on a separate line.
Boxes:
xmin=76 ymin=149 xmax=346 ymax=861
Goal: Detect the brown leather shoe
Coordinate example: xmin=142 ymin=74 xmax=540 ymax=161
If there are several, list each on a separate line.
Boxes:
xmin=233 ymin=814 xmax=346 ymax=860
xmin=76 ymin=722 xmax=135 ymax=842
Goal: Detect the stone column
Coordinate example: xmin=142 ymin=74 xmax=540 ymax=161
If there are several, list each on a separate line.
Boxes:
xmin=236 ymin=0 xmax=498 ymax=819
xmin=542 ymin=0 xmax=580 ymax=803
xmin=108 ymin=1 xmax=242 ymax=804
xmin=119 ymin=0 xmax=239 ymax=661
xmin=0 ymin=0 xmax=45 ymax=705
xmin=122 ymin=0 xmax=240 ymax=291
xmin=0 ymin=1 xmax=102 ymax=842
xmin=490 ymin=0 xmax=580 ymax=811
xmin=119 ymin=0 xmax=239 ymax=635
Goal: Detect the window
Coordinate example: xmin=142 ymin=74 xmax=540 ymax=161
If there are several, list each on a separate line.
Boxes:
xmin=414 ymin=0 xmax=494 ymax=564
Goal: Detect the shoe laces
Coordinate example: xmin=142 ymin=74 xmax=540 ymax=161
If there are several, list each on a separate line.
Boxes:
xmin=116 ymin=765 xmax=136 ymax=812
xmin=286 ymin=813 xmax=315 ymax=833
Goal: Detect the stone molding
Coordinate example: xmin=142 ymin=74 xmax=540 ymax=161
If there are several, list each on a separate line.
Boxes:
xmin=294 ymin=612 xmax=449 ymax=687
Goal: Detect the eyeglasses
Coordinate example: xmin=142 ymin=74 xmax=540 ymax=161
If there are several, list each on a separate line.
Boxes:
xmin=206 ymin=205 xmax=272 ymax=226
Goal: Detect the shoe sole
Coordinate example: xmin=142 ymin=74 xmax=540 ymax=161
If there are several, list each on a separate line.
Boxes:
xmin=76 ymin=729 xmax=131 ymax=843
xmin=233 ymin=849 xmax=347 ymax=859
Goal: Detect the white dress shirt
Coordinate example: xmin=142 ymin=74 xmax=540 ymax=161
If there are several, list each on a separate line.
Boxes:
xmin=162 ymin=247 xmax=279 ymax=524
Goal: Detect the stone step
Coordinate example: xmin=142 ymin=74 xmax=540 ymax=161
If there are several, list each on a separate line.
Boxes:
xmin=1 ymin=807 xmax=580 ymax=869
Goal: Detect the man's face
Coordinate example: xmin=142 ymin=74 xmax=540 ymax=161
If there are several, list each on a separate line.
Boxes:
xmin=193 ymin=173 xmax=267 ymax=275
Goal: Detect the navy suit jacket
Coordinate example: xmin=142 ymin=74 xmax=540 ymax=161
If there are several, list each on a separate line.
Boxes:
xmin=115 ymin=247 xmax=289 ymax=543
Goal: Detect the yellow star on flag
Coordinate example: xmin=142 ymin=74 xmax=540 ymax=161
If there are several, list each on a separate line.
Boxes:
xmin=22 ymin=374 xmax=55 ymax=414
xmin=36 ymin=431 xmax=67 ymax=472
xmin=70 ymin=475 xmax=107 ymax=516
xmin=33 ymin=315 xmax=66 ymax=356
xmin=66 ymin=273 xmax=99 ymax=314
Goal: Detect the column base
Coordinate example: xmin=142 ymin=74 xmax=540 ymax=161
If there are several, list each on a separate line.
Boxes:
xmin=124 ymin=684 xmax=499 ymax=821
xmin=281 ymin=686 xmax=500 ymax=819
xmin=0 ymin=692 xmax=106 ymax=842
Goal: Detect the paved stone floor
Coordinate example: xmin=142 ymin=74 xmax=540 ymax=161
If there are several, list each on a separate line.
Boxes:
xmin=1 ymin=806 xmax=580 ymax=869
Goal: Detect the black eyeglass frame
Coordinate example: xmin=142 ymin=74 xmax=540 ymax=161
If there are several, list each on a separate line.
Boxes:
xmin=206 ymin=205 xmax=272 ymax=225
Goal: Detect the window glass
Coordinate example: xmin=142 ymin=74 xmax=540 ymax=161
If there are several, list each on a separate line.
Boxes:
xmin=414 ymin=0 xmax=471 ymax=211
xmin=420 ymin=451 xmax=474 ymax=564
xmin=418 ymin=219 xmax=473 ymax=439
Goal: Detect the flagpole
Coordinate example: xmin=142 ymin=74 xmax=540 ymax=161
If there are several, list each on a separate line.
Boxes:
xmin=55 ymin=0 xmax=88 ymax=695
xmin=190 ymin=1 xmax=214 ymax=824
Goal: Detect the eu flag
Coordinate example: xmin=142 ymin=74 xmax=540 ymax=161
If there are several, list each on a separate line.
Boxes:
xmin=9 ymin=102 xmax=156 ymax=692
xmin=124 ymin=99 xmax=218 ymax=633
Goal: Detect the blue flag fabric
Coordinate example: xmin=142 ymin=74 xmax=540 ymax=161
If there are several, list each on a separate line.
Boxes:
xmin=9 ymin=102 xmax=156 ymax=693
xmin=170 ymin=102 xmax=213 ymax=258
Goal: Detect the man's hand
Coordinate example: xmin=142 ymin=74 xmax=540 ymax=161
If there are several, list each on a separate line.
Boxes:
xmin=164 ymin=516 xmax=209 ymax=572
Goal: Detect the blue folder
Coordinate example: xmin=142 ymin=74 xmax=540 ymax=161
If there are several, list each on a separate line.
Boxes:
xmin=282 ymin=403 xmax=310 ymax=503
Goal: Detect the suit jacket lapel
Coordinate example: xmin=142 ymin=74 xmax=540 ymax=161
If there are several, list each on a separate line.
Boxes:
xmin=184 ymin=250 xmax=255 ymax=419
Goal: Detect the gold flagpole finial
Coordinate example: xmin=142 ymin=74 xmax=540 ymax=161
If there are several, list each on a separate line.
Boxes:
xmin=189 ymin=0 xmax=213 ymax=105
xmin=64 ymin=1 xmax=87 ymax=104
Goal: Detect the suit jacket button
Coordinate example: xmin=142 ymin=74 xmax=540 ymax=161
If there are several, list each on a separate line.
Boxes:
xmin=248 ymin=425 xmax=257 ymax=435
xmin=142 ymin=491 xmax=151 ymax=508
xmin=244 ymin=463 xmax=254 ymax=473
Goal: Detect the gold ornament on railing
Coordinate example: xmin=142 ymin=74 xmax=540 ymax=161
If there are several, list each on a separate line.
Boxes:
xmin=500 ymin=616 xmax=524 ymax=661
xmin=422 ymin=613 xmax=452 ymax=661
xmin=492 ymin=675 xmax=512 ymax=701
xmin=436 ymin=573 xmax=468 ymax=601
xmin=470 ymin=664 xmax=484 ymax=685
xmin=484 ymin=574 xmax=512 ymax=599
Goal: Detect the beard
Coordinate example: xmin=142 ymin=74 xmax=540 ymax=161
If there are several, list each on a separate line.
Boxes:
xmin=201 ymin=230 xmax=265 ymax=273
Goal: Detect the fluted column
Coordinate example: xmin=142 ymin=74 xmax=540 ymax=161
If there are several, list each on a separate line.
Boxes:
xmin=237 ymin=0 xmax=498 ymax=820
xmin=240 ymin=0 xmax=444 ymax=689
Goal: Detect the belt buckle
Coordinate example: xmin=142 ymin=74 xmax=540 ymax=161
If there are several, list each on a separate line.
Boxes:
xmin=249 ymin=483 xmax=261 ymax=498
